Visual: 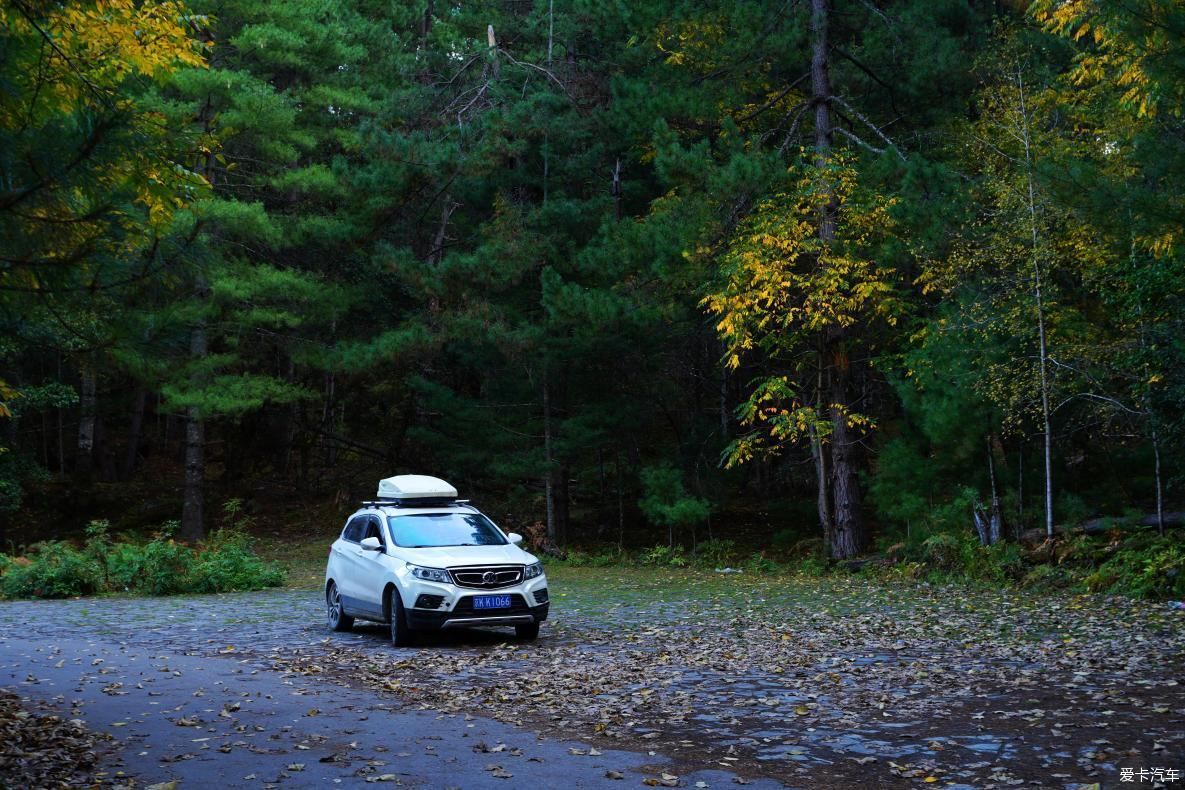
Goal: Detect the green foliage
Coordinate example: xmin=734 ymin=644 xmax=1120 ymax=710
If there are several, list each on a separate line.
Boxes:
xmin=0 ymin=0 xmax=1181 ymax=590
xmin=745 ymin=552 xmax=781 ymax=574
xmin=920 ymin=533 xmax=963 ymax=571
xmin=0 ymin=513 xmax=284 ymax=599
xmin=639 ymin=545 xmax=690 ymax=568
xmin=559 ymin=549 xmax=623 ymax=568
xmin=794 ymin=555 xmax=830 ymax=577
xmin=638 ymin=466 xmax=710 ymax=536
xmin=1088 ymin=538 xmax=1185 ymax=599
xmin=190 ymin=529 xmax=284 ymax=593
xmin=693 ymin=539 xmax=737 ymax=568
xmin=1 ymin=542 xmax=102 ymax=598
xmin=1021 ymin=563 xmax=1082 ymax=591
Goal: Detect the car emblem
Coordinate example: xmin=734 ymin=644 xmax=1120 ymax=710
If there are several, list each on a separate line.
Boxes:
xmin=482 ymin=571 xmax=497 ymax=585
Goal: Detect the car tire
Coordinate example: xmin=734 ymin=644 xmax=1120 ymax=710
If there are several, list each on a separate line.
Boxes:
xmin=326 ymin=581 xmax=354 ymax=632
xmin=515 ymin=622 xmax=540 ymax=641
xmin=387 ymin=588 xmax=413 ymax=647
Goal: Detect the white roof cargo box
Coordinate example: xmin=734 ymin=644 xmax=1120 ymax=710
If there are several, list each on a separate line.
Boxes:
xmin=376 ymin=474 xmax=458 ymax=501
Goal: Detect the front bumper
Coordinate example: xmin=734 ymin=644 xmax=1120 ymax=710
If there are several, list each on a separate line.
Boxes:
xmin=406 ymin=598 xmax=549 ymax=630
xmin=400 ymin=570 xmax=550 ymax=631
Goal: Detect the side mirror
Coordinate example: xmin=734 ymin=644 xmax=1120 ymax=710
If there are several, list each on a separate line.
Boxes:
xmin=360 ymin=536 xmax=383 ymax=551
xmin=507 ymin=532 xmax=523 ymax=545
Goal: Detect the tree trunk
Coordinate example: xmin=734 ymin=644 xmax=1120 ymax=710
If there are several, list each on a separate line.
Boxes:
xmin=810 ymin=340 xmax=833 ymax=546
xmin=987 ymin=435 xmax=1002 ymax=545
xmin=77 ymin=363 xmax=96 ymax=477
xmin=828 ymin=363 xmax=864 ymax=558
xmin=811 ymin=0 xmax=865 ymax=560
xmin=543 ymin=373 xmax=556 ymax=542
xmin=180 ymin=275 xmax=210 ymax=543
xmin=122 ymin=387 xmax=147 ymax=480
xmin=558 ymin=463 xmax=570 ymax=544
xmin=1152 ymin=425 xmax=1165 ymax=537
xmin=616 ymin=453 xmax=625 ymax=549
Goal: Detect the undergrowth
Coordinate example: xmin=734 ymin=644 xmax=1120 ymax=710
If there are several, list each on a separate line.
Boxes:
xmin=550 ymin=528 xmax=1184 ymax=600
xmin=0 ymin=502 xmax=284 ymax=599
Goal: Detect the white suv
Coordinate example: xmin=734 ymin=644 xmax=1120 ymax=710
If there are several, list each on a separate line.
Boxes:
xmin=324 ymin=475 xmax=549 ymax=645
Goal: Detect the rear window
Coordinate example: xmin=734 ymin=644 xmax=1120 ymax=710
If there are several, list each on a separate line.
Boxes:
xmin=342 ymin=517 xmax=367 ymax=543
xmin=387 ymin=512 xmax=507 ymax=548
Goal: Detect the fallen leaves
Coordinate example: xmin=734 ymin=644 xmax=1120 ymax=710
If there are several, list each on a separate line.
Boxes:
xmin=0 ymin=690 xmax=105 ymax=788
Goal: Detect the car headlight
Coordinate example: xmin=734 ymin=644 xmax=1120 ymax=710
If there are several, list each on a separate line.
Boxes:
xmin=407 ymin=564 xmax=451 ymax=583
xmin=523 ymin=562 xmax=544 ymax=580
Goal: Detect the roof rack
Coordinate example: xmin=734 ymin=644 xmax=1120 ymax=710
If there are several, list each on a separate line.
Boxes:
xmin=361 ymin=498 xmax=472 ymax=509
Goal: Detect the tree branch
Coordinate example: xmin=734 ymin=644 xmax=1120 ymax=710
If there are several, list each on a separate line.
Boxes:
xmin=830 ymin=95 xmax=906 ymax=161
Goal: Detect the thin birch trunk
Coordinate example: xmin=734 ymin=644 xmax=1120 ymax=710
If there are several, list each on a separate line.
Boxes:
xmin=1016 ymin=70 xmax=1055 ymax=540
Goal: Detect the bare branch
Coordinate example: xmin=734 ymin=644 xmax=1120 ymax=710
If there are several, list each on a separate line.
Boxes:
xmin=1052 ymin=392 xmax=1144 ymax=417
xmin=833 ymin=126 xmax=889 ymax=156
xmin=773 ymin=102 xmax=812 ymax=156
xmin=829 ymin=95 xmax=906 ymax=161
xmin=497 ymin=47 xmax=581 ymax=108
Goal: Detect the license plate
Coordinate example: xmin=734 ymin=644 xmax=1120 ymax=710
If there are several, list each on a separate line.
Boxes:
xmin=472 ymin=595 xmax=512 ymax=610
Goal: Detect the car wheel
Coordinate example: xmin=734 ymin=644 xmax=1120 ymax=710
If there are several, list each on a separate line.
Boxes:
xmin=326 ymin=581 xmax=354 ymax=632
xmin=387 ymin=588 xmax=413 ymax=647
xmin=515 ymin=622 xmax=540 ymax=641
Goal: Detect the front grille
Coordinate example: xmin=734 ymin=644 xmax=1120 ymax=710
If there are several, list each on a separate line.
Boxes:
xmin=449 ymin=565 xmax=524 ymax=589
xmin=533 ymin=588 xmax=549 ymax=605
xmin=414 ymin=594 xmax=444 ymax=609
xmin=452 ymin=594 xmax=531 ymax=616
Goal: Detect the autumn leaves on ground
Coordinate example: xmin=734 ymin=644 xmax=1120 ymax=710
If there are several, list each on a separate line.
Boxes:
xmin=5 ymin=566 xmax=1178 ymax=789
xmin=284 ymin=569 xmax=1185 ymax=788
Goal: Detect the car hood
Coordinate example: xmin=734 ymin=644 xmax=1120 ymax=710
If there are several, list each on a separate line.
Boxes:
xmin=391 ymin=543 xmax=539 ymax=569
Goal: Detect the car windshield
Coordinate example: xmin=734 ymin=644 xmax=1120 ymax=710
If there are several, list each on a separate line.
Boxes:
xmin=387 ymin=512 xmax=508 ymax=548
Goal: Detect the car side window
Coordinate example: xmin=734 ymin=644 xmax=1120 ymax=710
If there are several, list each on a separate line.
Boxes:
xmin=342 ymin=517 xmax=366 ymax=543
xmin=364 ymin=518 xmax=385 ymax=547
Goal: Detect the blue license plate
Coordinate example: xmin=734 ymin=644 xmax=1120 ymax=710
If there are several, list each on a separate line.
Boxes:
xmin=473 ymin=595 xmax=512 ymax=610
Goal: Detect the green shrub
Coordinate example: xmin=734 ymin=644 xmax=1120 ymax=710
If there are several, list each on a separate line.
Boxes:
xmin=1022 ymin=563 xmax=1079 ymax=591
xmin=0 ymin=509 xmax=285 ymax=600
xmin=586 ymin=550 xmax=622 ymax=567
xmin=639 ymin=544 xmax=688 ymax=567
xmin=1 ymin=541 xmax=101 ymax=598
xmin=559 ymin=549 xmax=622 ymax=567
xmin=921 ymin=533 xmax=962 ymax=570
xmin=693 ymin=539 xmax=736 ymax=568
xmin=561 ymin=550 xmax=592 ymax=567
xmin=795 ymin=555 xmax=828 ymax=576
xmin=138 ymin=533 xmax=196 ymax=595
xmin=1091 ymin=539 xmax=1185 ymax=599
xmin=745 ymin=551 xmax=780 ymax=574
xmin=1054 ymin=534 xmax=1100 ymax=567
xmin=190 ymin=529 xmax=283 ymax=593
xmin=966 ymin=540 xmax=1025 ymax=583
xmin=105 ymin=542 xmax=147 ymax=591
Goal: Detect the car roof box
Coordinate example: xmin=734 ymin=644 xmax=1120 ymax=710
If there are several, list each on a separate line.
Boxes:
xmin=375 ymin=475 xmax=458 ymax=503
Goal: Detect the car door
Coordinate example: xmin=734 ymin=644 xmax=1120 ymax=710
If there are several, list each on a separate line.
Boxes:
xmin=353 ymin=516 xmax=388 ymax=614
xmin=334 ymin=516 xmax=376 ymax=616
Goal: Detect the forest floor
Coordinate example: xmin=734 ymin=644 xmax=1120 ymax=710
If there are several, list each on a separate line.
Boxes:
xmin=1 ymin=566 xmax=1183 ymax=789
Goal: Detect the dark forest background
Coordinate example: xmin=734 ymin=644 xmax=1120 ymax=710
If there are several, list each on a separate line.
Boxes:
xmin=2 ymin=0 xmax=1182 ymax=566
